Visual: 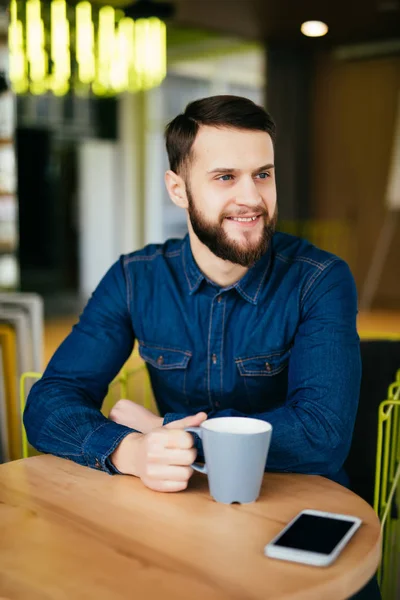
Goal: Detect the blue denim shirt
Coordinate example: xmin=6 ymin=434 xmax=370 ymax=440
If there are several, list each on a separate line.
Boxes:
xmin=24 ymin=232 xmax=361 ymax=484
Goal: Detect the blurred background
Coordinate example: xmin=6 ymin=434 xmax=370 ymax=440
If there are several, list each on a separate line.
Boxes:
xmin=1 ymin=5 xmax=400 ymax=594
xmin=0 ymin=0 xmax=399 ymax=364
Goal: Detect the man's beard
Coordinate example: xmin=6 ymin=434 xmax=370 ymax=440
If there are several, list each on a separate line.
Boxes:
xmin=186 ymin=186 xmax=277 ymax=268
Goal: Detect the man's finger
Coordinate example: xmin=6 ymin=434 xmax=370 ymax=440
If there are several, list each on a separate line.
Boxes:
xmin=148 ymin=447 xmax=197 ymax=466
xmin=161 ymin=429 xmax=194 ymax=449
xmin=145 ymin=464 xmax=193 ymax=482
xmin=144 ymin=479 xmax=189 ymax=493
xmin=164 ymin=412 xmax=208 ymax=431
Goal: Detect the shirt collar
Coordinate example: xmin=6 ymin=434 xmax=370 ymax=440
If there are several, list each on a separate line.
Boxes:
xmin=234 ymin=242 xmax=272 ymax=305
xmin=181 ymin=234 xmax=273 ymax=305
xmin=182 ymin=235 xmax=204 ymax=294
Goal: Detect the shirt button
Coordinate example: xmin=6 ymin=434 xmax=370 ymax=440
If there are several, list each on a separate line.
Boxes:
xmin=157 ymin=355 xmax=164 ymax=366
xmin=215 ymin=401 xmax=220 ymax=408
xmin=95 ymin=459 xmax=101 ymax=469
xmin=265 ymin=362 xmax=272 ymax=372
xmin=217 ymin=296 xmax=222 ymax=303
xmin=212 ymin=354 xmax=217 ymax=364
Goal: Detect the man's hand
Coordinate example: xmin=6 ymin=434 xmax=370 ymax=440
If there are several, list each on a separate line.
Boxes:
xmin=110 ymin=412 xmax=207 ymax=492
xmin=109 ymin=399 xmax=163 ymax=433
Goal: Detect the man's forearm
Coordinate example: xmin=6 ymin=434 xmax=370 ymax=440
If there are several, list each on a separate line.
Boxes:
xmin=24 ymin=383 xmax=136 ymax=474
xmin=184 ymin=403 xmax=348 ymax=476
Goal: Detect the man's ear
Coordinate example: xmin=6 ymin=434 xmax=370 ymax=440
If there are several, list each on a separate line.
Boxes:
xmin=165 ymin=170 xmax=188 ymax=209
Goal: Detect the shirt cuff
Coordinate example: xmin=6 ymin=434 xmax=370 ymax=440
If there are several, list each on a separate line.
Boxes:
xmin=82 ymin=420 xmax=138 ymax=475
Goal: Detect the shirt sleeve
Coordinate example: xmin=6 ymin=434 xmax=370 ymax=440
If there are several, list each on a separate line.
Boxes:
xmin=23 ymin=256 xmax=137 ymax=474
xmin=166 ymin=259 xmax=361 ymax=480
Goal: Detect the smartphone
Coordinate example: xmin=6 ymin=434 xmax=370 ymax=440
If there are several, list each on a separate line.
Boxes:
xmin=264 ymin=509 xmax=362 ymax=567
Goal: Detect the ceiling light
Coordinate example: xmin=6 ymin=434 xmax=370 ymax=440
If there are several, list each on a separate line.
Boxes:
xmin=8 ymin=0 xmax=174 ymax=97
xmin=300 ymin=21 xmax=329 ymax=38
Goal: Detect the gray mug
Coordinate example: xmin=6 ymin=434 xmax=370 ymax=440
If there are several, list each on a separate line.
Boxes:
xmin=186 ymin=416 xmax=272 ymax=504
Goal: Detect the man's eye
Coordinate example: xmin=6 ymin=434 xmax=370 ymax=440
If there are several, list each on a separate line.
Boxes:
xmin=218 ymin=174 xmax=233 ymax=181
xmin=257 ymin=172 xmax=270 ymax=180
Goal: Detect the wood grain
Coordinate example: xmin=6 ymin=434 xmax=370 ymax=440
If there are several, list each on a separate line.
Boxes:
xmin=0 ymin=455 xmax=381 ymax=600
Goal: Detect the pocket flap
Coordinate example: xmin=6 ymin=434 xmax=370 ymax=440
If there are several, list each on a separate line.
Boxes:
xmin=235 ymin=347 xmax=291 ymax=376
xmin=139 ymin=343 xmax=192 ymax=370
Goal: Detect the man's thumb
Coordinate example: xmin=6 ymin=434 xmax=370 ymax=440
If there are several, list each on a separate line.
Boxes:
xmin=165 ymin=412 xmax=208 ymax=430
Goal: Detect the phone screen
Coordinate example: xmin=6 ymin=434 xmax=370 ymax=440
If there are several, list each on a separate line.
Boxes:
xmin=272 ymin=513 xmax=356 ymax=555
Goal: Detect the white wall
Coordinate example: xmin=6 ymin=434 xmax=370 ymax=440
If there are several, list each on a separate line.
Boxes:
xmin=78 ymin=94 xmax=144 ymax=300
xmin=78 ymin=141 xmax=119 ymax=299
xmin=117 ymin=93 xmax=143 ymax=253
xmin=386 ymin=90 xmax=400 ymax=210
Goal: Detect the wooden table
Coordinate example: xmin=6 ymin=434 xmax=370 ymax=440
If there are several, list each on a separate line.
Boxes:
xmin=0 ymin=456 xmax=381 ymax=600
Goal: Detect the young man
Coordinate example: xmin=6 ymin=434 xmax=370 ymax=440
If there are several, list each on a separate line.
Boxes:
xmin=24 ymin=95 xmax=361 ymax=492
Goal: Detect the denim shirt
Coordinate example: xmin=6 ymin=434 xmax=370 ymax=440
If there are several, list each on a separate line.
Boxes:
xmin=24 ymin=232 xmax=361 ymax=484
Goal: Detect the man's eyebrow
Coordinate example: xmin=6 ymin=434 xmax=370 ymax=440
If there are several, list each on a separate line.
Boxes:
xmin=207 ymin=163 xmax=275 ymax=174
xmin=254 ymin=163 xmax=275 ymax=173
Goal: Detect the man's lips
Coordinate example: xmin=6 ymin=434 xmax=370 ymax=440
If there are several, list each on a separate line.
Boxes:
xmin=224 ymin=214 xmax=263 ymax=227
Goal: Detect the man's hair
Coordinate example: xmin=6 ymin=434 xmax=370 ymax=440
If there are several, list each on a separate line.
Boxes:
xmin=165 ymin=95 xmax=276 ymax=175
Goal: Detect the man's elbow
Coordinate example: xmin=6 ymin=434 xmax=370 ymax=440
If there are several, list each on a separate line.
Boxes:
xmin=23 ymin=387 xmax=45 ymax=449
xmin=296 ymin=429 xmax=350 ymax=477
xmin=314 ymin=438 xmax=350 ymax=477
xmin=23 ymin=402 xmax=36 ymax=449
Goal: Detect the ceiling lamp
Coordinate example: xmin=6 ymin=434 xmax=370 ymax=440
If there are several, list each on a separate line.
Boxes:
xmin=300 ymin=20 xmax=329 ymax=38
xmin=8 ymin=0 xmax=174 ymax=97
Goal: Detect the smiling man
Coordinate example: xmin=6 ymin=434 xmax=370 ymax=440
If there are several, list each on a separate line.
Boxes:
xmin=24 ymin=95 xmax=361 ymax=492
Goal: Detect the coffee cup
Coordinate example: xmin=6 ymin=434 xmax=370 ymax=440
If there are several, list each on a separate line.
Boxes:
xmin=186 ymin=416 xmax=272 ymax=504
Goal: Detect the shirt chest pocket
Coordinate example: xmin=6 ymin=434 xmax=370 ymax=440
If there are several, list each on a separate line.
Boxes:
xmin=235 ymin=347 xmax=291 ymax=412
xmin=138 ymin=342 xmax=192 ymax=402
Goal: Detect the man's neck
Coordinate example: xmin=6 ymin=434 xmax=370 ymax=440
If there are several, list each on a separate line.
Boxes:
xmin=188 ymin=229 xmax=249 ymax=288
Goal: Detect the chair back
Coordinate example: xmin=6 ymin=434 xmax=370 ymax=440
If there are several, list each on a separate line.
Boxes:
xmin=344 ymin=340 xmax=400 ymax=505
xmin=344 ymin=340 xmax=400 ymax=599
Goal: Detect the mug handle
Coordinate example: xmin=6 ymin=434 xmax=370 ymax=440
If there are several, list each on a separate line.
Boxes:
xmin=185 ymin=427 xmax=208 ymax=474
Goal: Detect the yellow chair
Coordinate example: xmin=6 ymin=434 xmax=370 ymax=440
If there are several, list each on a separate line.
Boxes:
xmin=19 ymin=364 xmax=157 ymax=460
xmin=102 ymin=364 xmax=156 ymax=416
xmin=0 ymin=324 xmax=20 ymax=461
xmin=374 ymin=369 xmax=400 ymax=600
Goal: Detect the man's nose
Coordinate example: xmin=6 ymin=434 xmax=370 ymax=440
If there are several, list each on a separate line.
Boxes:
xmin=234 ymin=176 xmax=262 ymax=207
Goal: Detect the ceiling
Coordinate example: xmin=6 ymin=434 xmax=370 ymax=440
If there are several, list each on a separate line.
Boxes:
xmin=95 ymin=0 xmax=400 ymax=46
xmin=0 ymin=0 xmax=399 ymax=47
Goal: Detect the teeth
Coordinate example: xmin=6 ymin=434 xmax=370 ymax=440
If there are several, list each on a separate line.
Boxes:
xmin=231 ymin=216 xmax=258 ymax=222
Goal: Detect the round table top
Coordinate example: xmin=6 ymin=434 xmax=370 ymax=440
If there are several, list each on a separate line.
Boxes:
xmin=0 ymin=455 xmax=381 ymax=600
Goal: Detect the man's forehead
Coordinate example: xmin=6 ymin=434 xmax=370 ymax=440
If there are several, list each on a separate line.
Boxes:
xmin=194 ymin=125 xmax=271 ymax=144
xmin=191 ymin=126 xmax=274 ymax=167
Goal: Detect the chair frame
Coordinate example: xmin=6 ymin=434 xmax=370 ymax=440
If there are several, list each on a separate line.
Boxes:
xmin=0 ymin=324 xmax=19 ymax=460
xmin=374 ymin=369 xmax=400 ymax=599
